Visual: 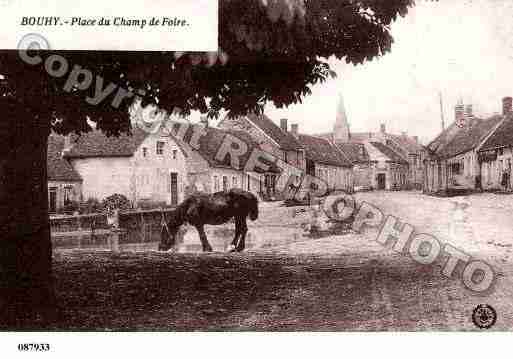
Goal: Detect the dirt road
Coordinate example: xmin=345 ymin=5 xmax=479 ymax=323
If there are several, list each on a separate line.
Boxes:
xmin=46 ymin=191 xmax=513 ymax=330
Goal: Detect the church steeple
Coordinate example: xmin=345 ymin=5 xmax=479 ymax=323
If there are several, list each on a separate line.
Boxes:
xmin=333 ymin=93 xmax=350 ymax=142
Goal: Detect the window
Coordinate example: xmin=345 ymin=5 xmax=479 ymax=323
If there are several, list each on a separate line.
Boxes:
xmin=156 ymin=141 xmax=165 ymax=155
xmin=63 ymin=185 xmax=73 ymax=205
xmin=222 ymin=176 xmax=228 ymax=191
xmin=172 ymin=149 xmax=177 ymax=159
xmin=142 ymin=147 xmax=148 ymax=157
xmin=213 ymin=176 xmax=220 ymax=192
xmin=450 ymin=163 xmax=462 ymax=175
xmin=232 ymin=176 xmax=237 ymax=188
xmin=283 ymin=150 xmax=288 ymax=163
xmin=247 ymin=174 xmax=251 ymax=191
xmin=298 ymin=151 xmax=304 ymax=166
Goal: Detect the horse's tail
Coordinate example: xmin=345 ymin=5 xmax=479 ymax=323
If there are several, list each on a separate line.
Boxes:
xmin=249 ymin=196 xmax=259 ymax=221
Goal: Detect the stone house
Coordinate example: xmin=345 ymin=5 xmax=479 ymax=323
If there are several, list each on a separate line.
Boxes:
xmin=365 ymin=141 xmax=409 ymax=190
xmin=424 ymin=98 xmax=506 ymax=194
xmin=47 ymin=133 xmax=83 ymax=213
xmin=297 ymin=133 xmax=354 ymax=193
xmin=343 ymin=126 xmax=425 ymax=190
xmin=61 ymin=123 xmax=279 ymax=206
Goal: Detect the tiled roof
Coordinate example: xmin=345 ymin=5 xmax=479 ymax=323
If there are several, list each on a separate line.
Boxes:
xmin=369 ymin=142 xmax=409 ymax=165
xmin=349 ymin=132 xmax=375 ymax=142
xmin=65 ymin=128 xmax=148 ymax=158
xmin=479 ymin=115 xmax=513 ymax=151
xmin=386 ymin=134 xmax=424 ymax=153
xmin=246 ymin=114 xmax=303 ymax=151
xmin=427 ymin=122 xmax=461 ymax=154
xmin=298 ymin=134 xmax=352 ymax=167
xmin=434 ymin=116 xmax=502 ymax=159
xmin=194 ymin=127 xmax=281 ymax=173
xmin=47 ymin=134 xmax=82 ymax=182
xmin=336 ymin=142 xmax=370 ymax=164
xmin=64 ymin=123 xmax=279 ymax=173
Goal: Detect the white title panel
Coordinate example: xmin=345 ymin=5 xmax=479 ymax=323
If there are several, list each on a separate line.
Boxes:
xmin=0 ymin=0 xmax=218 ymax=51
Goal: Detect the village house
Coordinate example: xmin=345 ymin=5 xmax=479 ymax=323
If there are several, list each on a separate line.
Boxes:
xmin=47 ymin=133 xmax=83 ymax=213
xmin=335 ymin=142 xmax=372 ymax=190
xmin=57 ymin=119 xmax=280 ymax=208
xmin=318 ymin=94 xmax=418 ymax=191
xmin=219 ymin=113 xmax=356 ymax=196
xmin=477 ymin=97 xmax=513 ymax=191
xmin=337 ymin=126 xmax=425 ymax=190
xmin=218 ymin=114 xmax=307 ymax=198
xmin=296 ymin=132 xmax=354 ymax=193
xmin=424 ymin=98 xmax=506 ymax=194
xmin=365 ymin=141 xmax=409 ymax=190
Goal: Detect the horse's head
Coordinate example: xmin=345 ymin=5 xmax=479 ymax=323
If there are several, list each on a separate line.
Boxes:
xmin=158 ymin=210 xmax=184 ymax=251
xmin=249 ymin=194 xmax=259 ymax=221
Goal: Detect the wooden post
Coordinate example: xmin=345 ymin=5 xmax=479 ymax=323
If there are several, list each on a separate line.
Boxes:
xmin=107 ymin=209 xmax=121 ymax=252
xmin=110 ymin=228 xmax=121 ymax=252
xmin=140 ymin=212 xmax=146 ymax=242
xmin=76 ymin=214 xmax=82 ymax=249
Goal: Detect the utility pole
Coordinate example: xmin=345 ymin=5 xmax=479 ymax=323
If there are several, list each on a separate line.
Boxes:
xmin=439 ymin=91 xmax=445 ymax=131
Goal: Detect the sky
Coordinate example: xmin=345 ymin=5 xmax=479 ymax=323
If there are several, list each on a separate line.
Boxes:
xmin=243 ymin=0 xmax=513 ymax=144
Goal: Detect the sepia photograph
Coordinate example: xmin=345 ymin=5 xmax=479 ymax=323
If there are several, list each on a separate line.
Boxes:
xmin=0 ymin=0 xmax=512 ymax=356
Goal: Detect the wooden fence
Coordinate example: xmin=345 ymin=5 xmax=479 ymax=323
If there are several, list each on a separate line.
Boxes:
xmin=50 ymin=208 xmax=176 ymax=251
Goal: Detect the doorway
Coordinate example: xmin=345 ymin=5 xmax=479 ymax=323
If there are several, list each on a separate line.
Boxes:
xmin=377 ymin=173 xmax=386 ymax=190
xmin=264 ymin=174 xmax=276 ymax=197
xmin=170 ymin=172 xmax=178 ymax=205
xmin=49 ymin=187 xmax=57 ymax=213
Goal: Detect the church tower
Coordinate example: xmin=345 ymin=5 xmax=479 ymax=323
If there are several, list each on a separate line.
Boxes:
xmin=333 ymin=93 xmax=350 ymax=142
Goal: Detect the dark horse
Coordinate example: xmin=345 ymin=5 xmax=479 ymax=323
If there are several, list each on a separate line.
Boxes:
xmin=159 ymin=188 xmax=259 ymax=252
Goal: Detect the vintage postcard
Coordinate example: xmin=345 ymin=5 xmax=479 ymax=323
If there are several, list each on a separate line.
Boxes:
xmin=0 ymin=0 xmax=512 ymax=356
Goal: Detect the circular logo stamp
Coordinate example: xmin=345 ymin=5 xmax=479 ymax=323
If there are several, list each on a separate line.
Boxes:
xmin=17 ymin=33 xmax=50 ymax=51
xmin=472 ymin=304 xmax=497 ymax=329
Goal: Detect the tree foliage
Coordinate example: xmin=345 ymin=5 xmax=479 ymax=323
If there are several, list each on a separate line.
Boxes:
xmin=0 ymin=0 xmax=413 ymax=136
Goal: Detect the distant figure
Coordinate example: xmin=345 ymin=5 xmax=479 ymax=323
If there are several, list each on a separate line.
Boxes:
xmin=501 ymin=170 xmax=510 ymax=191
xmin=475 ymin=175 xmax=482 ymax=192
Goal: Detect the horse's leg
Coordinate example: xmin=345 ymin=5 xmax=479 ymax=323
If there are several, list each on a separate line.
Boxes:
xmin=235 ymin=217 xmax=248 ymax=252
xmin=195 ymin=225 xmax=213 ymax=252
xmin=229 ymin=218 xmax=242 ymax=252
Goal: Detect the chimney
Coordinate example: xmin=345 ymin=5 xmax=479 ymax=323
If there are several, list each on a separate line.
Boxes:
xmin=455 ymin=100 xmax=465 ymax=123
xmin=290 ymin=123 xmax=299 ymax=138
xmin=503 ymin=96 xmax=512 ymax=116
xmin=465 ymin=104 xmax=473 ymax=118
xmin=380 ymin=123 xmax=386 ymax=134
xmin=280 ymin=118 xmax=288 ymax=132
